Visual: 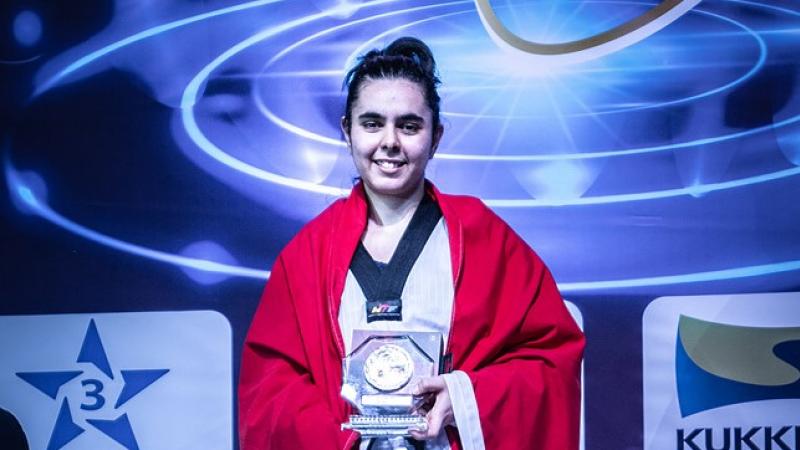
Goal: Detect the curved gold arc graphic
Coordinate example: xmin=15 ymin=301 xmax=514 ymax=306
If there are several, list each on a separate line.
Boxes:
xmin=474 ymin=0 xmax=701 ymax=63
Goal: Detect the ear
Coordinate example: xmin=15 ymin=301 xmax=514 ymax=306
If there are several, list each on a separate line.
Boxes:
xmin=429 ymin=124 xmax=444 ymax=158
xmin=340 ymin=116 xmax=352 ymax=150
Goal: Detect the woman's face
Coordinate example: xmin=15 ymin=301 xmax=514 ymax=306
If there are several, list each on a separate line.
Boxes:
xmin=342 ymin=78 xmax=443 ymax=200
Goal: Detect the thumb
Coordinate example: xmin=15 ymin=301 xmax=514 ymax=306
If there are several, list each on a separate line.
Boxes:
xmin=426 ymin=401 xmax=446 ymax=437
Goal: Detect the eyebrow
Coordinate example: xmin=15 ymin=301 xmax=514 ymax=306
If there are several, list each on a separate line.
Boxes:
xmin=398 ymin=113 xmax=425 ymax=123
xmin=356 ymin=112 xmax=426 ymax=123
xmin=357 ymin=112 xmax=384 ymax=121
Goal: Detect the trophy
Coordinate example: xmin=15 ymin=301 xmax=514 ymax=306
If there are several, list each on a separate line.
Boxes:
xmin=341 ymin=330 xmax=444 ymax=439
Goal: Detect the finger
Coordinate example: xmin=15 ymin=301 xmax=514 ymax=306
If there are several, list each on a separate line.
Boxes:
xmin=411 ymin=392 xmax=434 ymax=414
xmin=412 ymin=376 xmax=445 ymax=395
xmin=408 ymin=409 xmax=441 ymax=441
xmin=425 ymin=405 xmax=445 ymax=438
xmin=409 ymin=428 xmax=427 ymax=441
xmin=408 ymin=416 xmax=431 ymax=441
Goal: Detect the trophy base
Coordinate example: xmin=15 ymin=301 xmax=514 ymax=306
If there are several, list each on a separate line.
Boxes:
xmin=342 ymin=414 xmax=427 ymax=438
xmin=368 ymin=436 xmax=419 ymax=450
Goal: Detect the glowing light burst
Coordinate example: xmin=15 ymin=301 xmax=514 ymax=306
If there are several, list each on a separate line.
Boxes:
xmin=17 ymin=185 xmax=37 ymax=206
xmin=13 ymin=10 xmax=43 ymax=47
xmin=180 ymin=0 xmax=418 ymax=196
xmin=13 ymin=0 xmax=800 ymax=292
xmin=514 ymin=160 xmax=599 ymax=201
xmin=440 ymin=3 xmax=769 ymax=119
xmin=254 ymin=2 xmax=772 ymax=161
xmin=252 ymin=2 xmax=474 ymax=149
xmin=472 ymin=0 xmax=701 ymax=66
xmin=185 ymin=0 xmax=798 ymax=205
xmin=29 ymin=0 xmax=790 ymax=166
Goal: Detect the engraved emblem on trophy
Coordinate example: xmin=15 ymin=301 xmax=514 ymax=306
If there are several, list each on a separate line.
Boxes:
xmin=341 ymin=330 xmax=444 ymax=439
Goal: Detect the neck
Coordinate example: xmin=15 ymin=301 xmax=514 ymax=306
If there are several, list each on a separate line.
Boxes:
xmin=364 ymin=182 xmax=425 ymax=227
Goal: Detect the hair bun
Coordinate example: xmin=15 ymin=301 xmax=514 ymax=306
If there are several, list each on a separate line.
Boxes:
xmin=384 ymin=37 xmax=437 ymax=78
xmin=342 ymin=36 xmax=442 ymax=131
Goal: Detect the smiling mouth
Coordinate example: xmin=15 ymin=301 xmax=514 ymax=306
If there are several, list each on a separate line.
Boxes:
xmin=373 ymin=159 xmax=406 ymax=169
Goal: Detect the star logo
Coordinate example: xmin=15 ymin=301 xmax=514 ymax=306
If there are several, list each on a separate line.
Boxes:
xmin=15 ymin=319 xmax=169 ymax=450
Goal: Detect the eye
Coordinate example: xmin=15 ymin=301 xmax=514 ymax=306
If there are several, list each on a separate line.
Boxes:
xmin=400 ymin=122 xmax=421 ymax=134
xmin=361 ymin=120 xmax=382 ymax=131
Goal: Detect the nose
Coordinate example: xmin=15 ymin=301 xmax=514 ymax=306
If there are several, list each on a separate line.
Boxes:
xmin=379 ymin=125 xmax=400 ymax=152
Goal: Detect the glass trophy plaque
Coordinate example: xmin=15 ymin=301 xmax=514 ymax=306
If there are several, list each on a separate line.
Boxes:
xmin=341 ymin=330 xmax=444 ymax=438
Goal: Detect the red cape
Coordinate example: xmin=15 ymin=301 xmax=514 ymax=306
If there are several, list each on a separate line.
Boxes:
xmin=239 ymin=183 xmax=585 ymax=450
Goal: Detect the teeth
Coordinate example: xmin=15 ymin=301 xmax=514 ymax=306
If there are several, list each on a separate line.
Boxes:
xmin=376 ymin=160 xmax=403 ymax=168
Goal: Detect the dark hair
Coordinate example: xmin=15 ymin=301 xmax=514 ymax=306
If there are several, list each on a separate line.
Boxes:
xmin=342 ymin=36 xmax=441 ymax=133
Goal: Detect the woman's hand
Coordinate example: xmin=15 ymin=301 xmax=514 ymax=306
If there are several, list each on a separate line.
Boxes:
xmin=409 ymin=376 xmax=455 ymax=440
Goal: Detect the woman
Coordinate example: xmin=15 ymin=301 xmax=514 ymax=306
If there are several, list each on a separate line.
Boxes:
xmin=239 ymin=37 xmax=584 ymax=450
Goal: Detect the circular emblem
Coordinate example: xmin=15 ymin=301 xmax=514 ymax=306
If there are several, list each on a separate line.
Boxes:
xmin=363 ymin=344 xmax=414 ymax=391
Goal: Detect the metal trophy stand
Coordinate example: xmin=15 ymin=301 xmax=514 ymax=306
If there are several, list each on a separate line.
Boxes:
xmin=341 ymin=330 xmax=444 ymax=446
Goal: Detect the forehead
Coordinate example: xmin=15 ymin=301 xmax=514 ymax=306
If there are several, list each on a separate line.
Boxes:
xmin=352 ymin=78 xmax=430 ymax=117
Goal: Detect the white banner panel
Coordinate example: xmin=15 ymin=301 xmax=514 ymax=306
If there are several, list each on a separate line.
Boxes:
xmin=643 ymin=293 xmax=800 ymax=450
xmin=565 ymin=301 xmax=586 ymax=450
xmin=0 ymin=311 xmax=232 ymax=450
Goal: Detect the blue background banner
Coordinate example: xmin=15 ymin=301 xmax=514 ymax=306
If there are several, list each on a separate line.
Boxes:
xmin=2 ymin=0 xmax=799 ymax=448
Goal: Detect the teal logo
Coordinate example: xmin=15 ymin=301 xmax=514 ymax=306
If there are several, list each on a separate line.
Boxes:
xmin=676 ymin=315 xmax=800 ymax=417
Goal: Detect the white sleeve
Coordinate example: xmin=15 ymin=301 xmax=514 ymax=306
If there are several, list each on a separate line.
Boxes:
xmin=442 ymin=370 xmax=486 ymax=450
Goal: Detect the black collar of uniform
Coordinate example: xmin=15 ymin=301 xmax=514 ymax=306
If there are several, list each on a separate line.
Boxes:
xmin=350 ymin=193 xmax=442 ymax=322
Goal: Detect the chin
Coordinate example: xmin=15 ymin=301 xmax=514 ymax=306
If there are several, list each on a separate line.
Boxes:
xmin=365 ymin=179 xmax=418 ymax=198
